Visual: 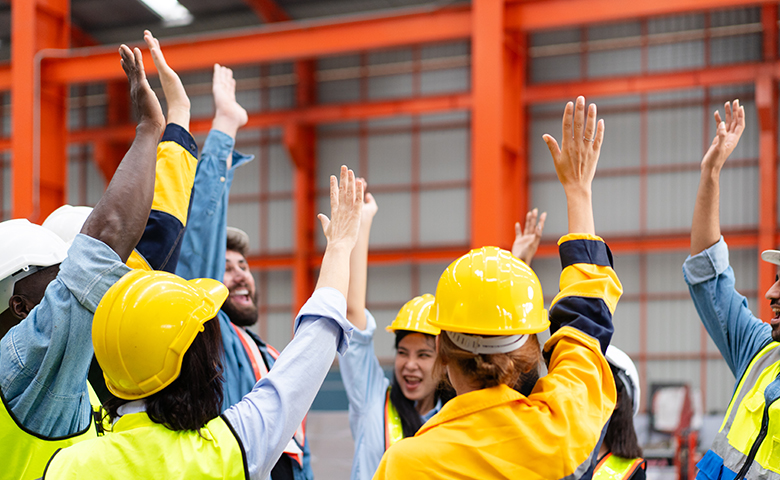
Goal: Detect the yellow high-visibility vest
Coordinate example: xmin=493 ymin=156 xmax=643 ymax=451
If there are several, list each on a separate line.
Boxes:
xmin=0 ymin=382 xmax=104 ymax=480
xmin=593 ymin=453 xmax=645 ymax=480
xmin=42 ymin=412 xmax=246 ymax=480
xmin=384 ymin=386 xmax=403 ymax=450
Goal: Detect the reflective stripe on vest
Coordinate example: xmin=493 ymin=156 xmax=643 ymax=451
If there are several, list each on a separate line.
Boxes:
xmin=232 ymin=324 xmax=306 ymax=466
xmin=1 ymin=382 xmax=104 ymax=480
xmin=593 ymin=453 xmax=644 ymax=480
xmin=42 ymin=412 xmax=247 ymax=480
xmin=707 ymin=341 xmax=780 ymax=479
xmin=384 ymin=386 xmax=404 ymax=450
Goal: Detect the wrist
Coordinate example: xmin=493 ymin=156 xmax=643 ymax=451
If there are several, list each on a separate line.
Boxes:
xmin=136 ymin=120 xmax=164 ymax=137
xmin=324 ymin=241 xmax=353 ymax=256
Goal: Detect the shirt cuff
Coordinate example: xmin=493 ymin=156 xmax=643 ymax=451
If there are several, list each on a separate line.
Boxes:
xmin=294 ymin=287 xmax=354 ymax=355
xmin=59 ymin=234 xmax=132 ymax=313
xmin=350 ymin=309 xmax=377 ymax=345
xmin=683 ymin=236 xmax=729 ymax=285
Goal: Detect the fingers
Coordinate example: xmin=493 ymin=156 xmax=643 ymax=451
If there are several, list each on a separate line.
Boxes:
xmin=536 ymin=211 xmax=547 ymax=235
xmin=515 ymin=221 xmax=522 ymax=237
xmin=317 ymin=213 xmax=331 ymax=234
xmin=714 ymin=110 xmax=722 ymax=126
xmin=338 ymin=165 xmax=349 ymax=208
xmin=133 ymin=47 xmax=145 ymax=76
xmin=561 ymin=101 xmax=573 ymax=144
xmin=329 ymin=174 xmax=338 ymax=213
xmin=524 ymin=208 xmax=537 ymax=235
xmin=583 ymin=102 xmax=597 ymax=142
xmin=724 ymin=101 xmax=732 ymax=128
xmin=542 ymin=134 xmax=561 ymax=161
xmin=592 ymin=119 xmax=605 ymax=152
xmin=355 ymin=174 xmax=364 ymax=204
xmin=573 ymin=96 xmax=586 ymax=141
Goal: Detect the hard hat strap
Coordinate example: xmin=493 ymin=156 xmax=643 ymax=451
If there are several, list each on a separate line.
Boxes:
xmin=444 ymin=330 xmax=528 ymax=354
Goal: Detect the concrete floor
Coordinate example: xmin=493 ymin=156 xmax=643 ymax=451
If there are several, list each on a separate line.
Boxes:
xmin=307 ymin=411 xmax=354 ymax=479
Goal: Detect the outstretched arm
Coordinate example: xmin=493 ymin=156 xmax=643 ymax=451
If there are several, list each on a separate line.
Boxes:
xmin=690 ymin=100 xmax=745 ymax=256
xmin=80 ymin=45 xmax=165 ymax=262
xmin=346 ymin=180 xmax=378 ymax=330
xmin=512 ymin=208 xmax=547 ymax=265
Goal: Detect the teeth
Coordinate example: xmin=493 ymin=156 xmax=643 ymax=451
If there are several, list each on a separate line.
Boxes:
xmin=233 ymin=289 xmax=249 ymax=296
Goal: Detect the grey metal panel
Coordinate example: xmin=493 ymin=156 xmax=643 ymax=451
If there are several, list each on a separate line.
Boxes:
xmin=236 ymin=89 xmax=261 ymax=113
xmin=267 ymin=269 xmax=292 ymax=305
xmin=597 ymin=111 xmax=641 ymax=169
xmin=531 ymin=54 xmax=581 ymax=84
xmin=86 ymin=157 xmax=105 ymax=206
xmin=588 ymin=22 xmax=641 ymax=41
xmin=730 ymin=248 xmax=758 ymax=292
xmin=591 ymin=175 xmax=641 ymax=234
xmin=647 ymin=88 xmax=704 ymax=104
xmin=315 ymin=193 xmax=329 ymax=249
xmin=525 ymin=256 xmax=561 ymax=306
xmin=530 ymin=116 xmax=560 ymax=175
xmin=367 ymin=264 xmax=413 ymax=304
xmin=647 ymin=106 xmax=703 ymax=166
xmin=711 ymin=34 xmax=761 ymax=65
xmin=646 ymin=299 xmax=702 ymax=353
xmin=318 ymin=54 xmax=361 ymax=70
xmin=267 ymin=199 xmax=293 ymax=253
xmin=613 ymin=254 xmax=641 ymax=296
xmin=647 ymin=12 xmax=705 ymax=34
xmin=646 ymin=170 xmax=699 ymax=232
xmin=530 ymin=179 xmax=567 ymax=238
xmin=227 ymin=201 xmax=261 ymax=253
xmin=719 ymin=165 xmax=758 ymax=229
xmin=369 ymin=47 xmax=413 ymax=65
xmin=67 ymin=159 xmax=80 ymax=205
xmin=86 ymin=105 xmax=106 ymax=127
xmin=417 ymin=262 xmax=450 ymax=296
xmin=646 ymin=251 xmax=690 ymax=294
xmin=419 ymin=127 xmax=469 ymax=183
xmin=368 ymin=73 xmax=413 ymax=100
xmin=367 ymin=132 xmax=412 ymax=185
xmin=266 ymin=311 xmax=293 ymax=351
xmin=419 ymin=188 xmax=468 ymax=245
xmin=419 ymin=111 xmax=469 ymax=125
xmin=421 ymin=41 xmax=469 ymax=59
xmin=317 ymin=136 xmax=360 ymax=188
xmin=368 ymin=116 xmax=412 ymax=128
xmin=707 ymin=358 xmax=737 ymax=413
xmin=710 ymin=6 xmax=760 ymax=27
xmin=587 ymin=48 xmax=642 ymax=78
xmin=648 ymin=41 xmax=705 ymax=72
xmin=371 ymin=308 xmax=402 ymax=359
xmin=318 ymin=78 xmax=362 ymax=104
xmin=269 ymin=85 xmax=295 ymax=110
xmin=531 ymin=28 xmax=581 ymax=47
xmin=230 ymin=145 xmax=261 ymax=195
xmin=318 ymin=121 xmax=361 ymax=133
xmin=420 ymin=67 xmax=469 ymax=95
xmin=368 ymin=191 xmax=412 ymax=247
xmin=268 ymin=143 xmax=293 ymax=193
xmin=189 ymin=93 xmax=214 ymax=118
xmin=612 ymin=300 xmax=641 ymax=356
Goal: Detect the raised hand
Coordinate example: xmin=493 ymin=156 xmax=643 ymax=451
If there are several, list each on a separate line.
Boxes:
xmin=358 ymin=179 xmax=378 ymax=224
xmin=512 ymin=208 xmax=547 ymax=265
xmin=211 ymin=63 xmax=248 ymax=141
xmin=119 ymin=44 xmax=164 ymax=133
xmin=319 ymin=166 xmax=364 ymax=251
xmin=542 ymin=97 xmax=603 ymax=235
xmin=143 ymin=30 xmax=190 ymax=130
xmin=701 ymin=99 xmax=745 ymax=172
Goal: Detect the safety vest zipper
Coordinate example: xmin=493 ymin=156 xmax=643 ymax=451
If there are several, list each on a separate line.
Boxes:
xmin=734 ymin=400 xmax=773 ymax=480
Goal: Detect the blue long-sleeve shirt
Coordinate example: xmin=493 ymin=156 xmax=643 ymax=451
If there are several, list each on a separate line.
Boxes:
xmin=683 ymin=237 xmax=772 ymax=380
xmin=339 ymin=310 xmax=440 ymax=480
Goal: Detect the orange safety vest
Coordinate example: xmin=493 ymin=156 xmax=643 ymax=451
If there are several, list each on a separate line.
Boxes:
xmin=383 ymin=387 xmax=403 ymax=450
xmin=231 ymin=323 xmax=306 ymax=466
xmin=593 ymin=453 xmax=645 ymax=480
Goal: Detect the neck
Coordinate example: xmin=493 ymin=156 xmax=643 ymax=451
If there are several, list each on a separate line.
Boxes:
xmin=599 ymin=443 xmax=609 ymax=459
xmin=415 ymin=391 xmax=436 ymax=415
xmin=446 ymin=365 xmax=479 ymax=396
xmin=0 ymin=309 xmax=21 ymax=340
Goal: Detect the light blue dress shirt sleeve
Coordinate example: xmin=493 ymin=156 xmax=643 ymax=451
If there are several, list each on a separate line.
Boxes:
xmin=683 ymin=236 xmax=772 ymax=379
xmin=0 ymin=234 xmax=130 ymax=437
xmin=222 ymin=287 xmax=353 ymax=480
xmin=175 ymin=129 xmax=253 ymax=282
xmin=339 ymin=310 xmax=390 ymax=480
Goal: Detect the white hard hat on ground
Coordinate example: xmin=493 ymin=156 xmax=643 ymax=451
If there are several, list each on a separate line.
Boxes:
xmin=42 ymin=205 xmax=93 ymax=245
xmin=605 ymin=345 xmax=641 ymax=417
xmin=0 ymin=219 xmax=69 ymax=313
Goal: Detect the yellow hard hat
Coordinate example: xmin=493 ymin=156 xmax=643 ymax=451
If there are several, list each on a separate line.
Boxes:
xmin=429 ymin=246 xmax=549 ymax=335
xmin=92 ymin=269 xmax=228 ymax=400
xmin=386 ymin=294 xmax=440 ymax=335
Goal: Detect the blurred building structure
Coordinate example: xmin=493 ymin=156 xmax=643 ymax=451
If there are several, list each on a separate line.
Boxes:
xmin=2 ymin=0 xmax=779 ymax=419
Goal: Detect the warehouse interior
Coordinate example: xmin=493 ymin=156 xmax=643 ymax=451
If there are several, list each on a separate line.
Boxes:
xmin=3 ymin=0 xmax=779 ymax=477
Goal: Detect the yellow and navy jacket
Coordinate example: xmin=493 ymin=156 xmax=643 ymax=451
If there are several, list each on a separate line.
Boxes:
xmin=373 ymin=234 xmax=622 ymax=480
xmin=42 ymin=412 xmax=247 ymax=480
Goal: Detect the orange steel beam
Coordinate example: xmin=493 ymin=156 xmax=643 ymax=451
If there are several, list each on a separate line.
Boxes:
xmin=41 ymin=6 xmax=471 ymax=84
xmin=756 ymin=72 xmax=778 ymax=323
xmin=67 ymin=93 xmax=471 ymax=143
xmin=12 ymin=0 xmax=70 ymax=221
xmin=506 ymin=0 xmax=777 ymax=31
xmin=243 ymin=0 xmax=291 ymax=23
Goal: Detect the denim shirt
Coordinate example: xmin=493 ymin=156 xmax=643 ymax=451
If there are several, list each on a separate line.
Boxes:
xmin=339 ymin=310 xmax=441 ymax=480
xmin=683 ymin=237 xmax=772 ymax=381
xmin=0 ymin=234 xmax=130 ymax=437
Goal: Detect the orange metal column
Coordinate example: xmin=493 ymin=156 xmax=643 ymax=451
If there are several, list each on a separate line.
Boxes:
xmin=471 ymin=0 xmax=521 ymax=248
xmin=757 ymin=76 xmax=778 ymax=322
xmin=285 ymin=60 xmax=317 ymax=312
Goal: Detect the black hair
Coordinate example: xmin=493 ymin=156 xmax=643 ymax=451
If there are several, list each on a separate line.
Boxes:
xmin=390 ymin=330 xmax=455 ymax=438
xmin=602 ymin=364 xmax=643 ymax=459
xmin=104 ymin=316 xmax=224 ymax=432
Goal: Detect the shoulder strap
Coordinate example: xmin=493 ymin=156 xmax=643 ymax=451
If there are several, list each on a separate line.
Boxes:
xmin=231 ymin=324 xmax=268 ymax=381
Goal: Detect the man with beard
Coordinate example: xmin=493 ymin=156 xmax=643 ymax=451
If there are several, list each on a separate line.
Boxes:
xmin=683 ymin=99 xmax=779 ymax=480
xmin=175 ymin=65 xmax=313 ymax=480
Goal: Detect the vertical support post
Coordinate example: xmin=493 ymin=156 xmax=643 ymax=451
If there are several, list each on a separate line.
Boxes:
xmin=12 ymin=0 xmax=70 ymax=221
xmin=471 ymin=0 xmax=521 ymax=248
xmin=763 ymin=4 xmax=778 ymax=62
xmin=756 ymin=73 xmax=777 ymax=323
xmin=285 ymin=59 xmax=316 ymax=312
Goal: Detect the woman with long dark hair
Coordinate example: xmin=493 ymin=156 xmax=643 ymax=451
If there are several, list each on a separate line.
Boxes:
xmin=594 ymin=346 xmax=646 ymax=480
xmin=339 ymin=181 xmax=545 ymax=480
xmin=42 ymin=166 xmax=365 ymax=480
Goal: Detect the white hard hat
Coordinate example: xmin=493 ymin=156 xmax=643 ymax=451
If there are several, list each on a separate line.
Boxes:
xmin=605 ymin=345 xmax=641 ymax=417
xmin=0 ymin=219 xmax=69 ymax=313
xmin=42 ymin=205 xmax=93 ymax=245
